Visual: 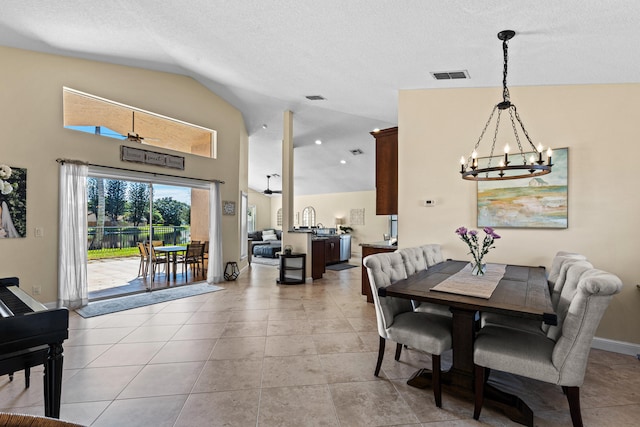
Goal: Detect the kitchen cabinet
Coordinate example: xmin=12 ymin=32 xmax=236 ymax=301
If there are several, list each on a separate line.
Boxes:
xmin=371 ymin=126 xmax=398 ymax=215
xmin=325 ymin=236 xmax=341 ymax=265
xmin=311 ymin=239 xmax=326 ymax=280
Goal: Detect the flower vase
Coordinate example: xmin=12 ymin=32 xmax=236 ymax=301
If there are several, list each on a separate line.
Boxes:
xmin=470 ymin=262 xmax=486 ymax=276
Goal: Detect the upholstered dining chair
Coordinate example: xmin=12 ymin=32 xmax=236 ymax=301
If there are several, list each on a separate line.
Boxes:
xmin=420 ymin=244 xmax=444 ymax=267
xmin=364 ymin=252 xmax=452 ymax=407
xmin=473 ymin=266 xmax=623 ymax=427
xmin=397 ymin=246 xmax=451 ymax=318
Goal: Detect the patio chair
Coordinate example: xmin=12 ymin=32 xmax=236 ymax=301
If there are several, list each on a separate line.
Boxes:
xmin=137 ymin=242 xmax=149 ymax=277
xmin=181 ymin=243 xmax=204 ymax=277
xmin=146 ymin=244 xmax=167 ymax=278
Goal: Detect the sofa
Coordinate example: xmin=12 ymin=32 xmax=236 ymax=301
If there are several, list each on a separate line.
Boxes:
xmin=249 ymin=229 xmax=282 ymax=258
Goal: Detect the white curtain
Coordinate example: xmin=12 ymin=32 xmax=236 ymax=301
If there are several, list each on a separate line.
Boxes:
xmin=58 ymin=163 xmax=88 ymax=309
xmin=207 ymin=181 xmax=223 ymax=283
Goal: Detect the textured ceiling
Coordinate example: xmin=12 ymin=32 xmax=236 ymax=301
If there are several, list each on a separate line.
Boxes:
xmin=2 ymin=1 xmax=639 ymax=195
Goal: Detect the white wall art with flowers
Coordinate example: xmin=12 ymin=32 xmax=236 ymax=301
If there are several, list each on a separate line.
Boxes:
xmin=0 ymin=164 xmax=27 ymax=238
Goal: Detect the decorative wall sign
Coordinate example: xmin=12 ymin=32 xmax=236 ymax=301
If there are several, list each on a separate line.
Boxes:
xmin=120 ymin=146 xmax=185 ymax=170
xmin=350 ymin=208 xmax=365 ymax=225
xmin=223 ymin=200 xmax=236 ymax=215
xmin=477 ymin=147 xmax=568 ymax=229
xmin=0 ymin=164 xmax=27 ymax=238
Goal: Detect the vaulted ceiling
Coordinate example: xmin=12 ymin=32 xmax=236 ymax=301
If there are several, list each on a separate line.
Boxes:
xmin=2 ymin=1 xmax=639 ymax=195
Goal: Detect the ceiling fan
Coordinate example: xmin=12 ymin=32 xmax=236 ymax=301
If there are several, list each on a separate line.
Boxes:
xmin=263 ymin=174 xmax=282 ymax=195
xmin=125 ymin=111 xmax=159 ymax=143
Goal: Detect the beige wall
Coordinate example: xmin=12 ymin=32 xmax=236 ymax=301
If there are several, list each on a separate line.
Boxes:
xmin=247 ymin=189 xmax=273 ymax=231
xmin=0 ymin=46 xmax=248 ymax=303
xmin=398 ymin=84 xmax=640 ymax=344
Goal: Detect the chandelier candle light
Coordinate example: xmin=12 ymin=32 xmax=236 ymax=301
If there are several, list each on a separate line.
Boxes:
xmin=460 ymin=30 xmax=553 ymax=181
xmin=455 ymin=226 xmax=500 ymax=276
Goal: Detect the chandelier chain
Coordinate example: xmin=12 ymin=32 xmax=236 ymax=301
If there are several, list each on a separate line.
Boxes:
xmin=468 ymin=105 xmax=498 ymax=166
xmin=502 ymin=38 xmax=510 ymax=103
xmin=508 ymin=108 xmax=527 ymax=163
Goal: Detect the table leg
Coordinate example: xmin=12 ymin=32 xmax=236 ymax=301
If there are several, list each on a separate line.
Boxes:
xmin=405 ymin=307 xmax=534 ymax=426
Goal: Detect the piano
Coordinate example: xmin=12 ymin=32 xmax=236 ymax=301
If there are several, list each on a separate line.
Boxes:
xmin=0 ymin=277 xmax=69 ymax=419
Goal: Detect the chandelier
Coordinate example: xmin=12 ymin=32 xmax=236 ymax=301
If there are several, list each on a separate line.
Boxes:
xmin=460 ymin=30 xmax=553 ymax=181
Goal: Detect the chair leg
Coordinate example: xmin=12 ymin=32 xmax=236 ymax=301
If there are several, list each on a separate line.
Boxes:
xmin=432 ymin=354 xmax=442 ymax=408
xmin=375 ymin=336 xmax=386 ymax=377
xmin=473 ymin=364 xmax=485 ymax=420
xmin=394 ymin=343 xmax=402 ymax=361
xmin=564 ymin=386 xmax=583 ymax=427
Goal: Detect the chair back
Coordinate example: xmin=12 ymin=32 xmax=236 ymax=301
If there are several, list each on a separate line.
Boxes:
xmin=420 ymin=244 xmax=444 ymax=267
xmin=186 ymin=243 xmax=204 ymax=260
xmin=151 ymin=240 xmax=163 ymax=247
xmin=551 ymin=268 xmax=623 ymax=386
xmin=137 ymin=242 xmax=148 ymax=258
xmin=363 ymin=252 xmax=412 ymax=338
xmin=547 ymin=251 xmax=587 ymax=290
xmin=397 ymin=247 xmax=427 ymax=276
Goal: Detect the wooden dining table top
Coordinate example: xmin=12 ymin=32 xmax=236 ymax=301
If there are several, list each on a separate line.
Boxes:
xmin=382 ymin=259 xmax=557 ymax=325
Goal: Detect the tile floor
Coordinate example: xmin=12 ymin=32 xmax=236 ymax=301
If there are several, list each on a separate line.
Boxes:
xmin=2 ymin=260 xmax=639 ymax=426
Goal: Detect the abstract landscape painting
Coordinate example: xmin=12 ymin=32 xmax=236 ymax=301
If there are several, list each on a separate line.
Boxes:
xmin=477 ymin=148 xmax=568 ymax=229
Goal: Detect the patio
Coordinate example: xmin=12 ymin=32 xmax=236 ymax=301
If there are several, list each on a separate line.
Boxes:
xmin=87 ymin=256 xmax=206 ymax=300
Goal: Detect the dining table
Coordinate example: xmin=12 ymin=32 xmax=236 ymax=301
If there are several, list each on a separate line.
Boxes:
xmin=382 ymin=259 xmax=557 ymax=426
xmin=153 ymin=245 xmax=187 ymax=280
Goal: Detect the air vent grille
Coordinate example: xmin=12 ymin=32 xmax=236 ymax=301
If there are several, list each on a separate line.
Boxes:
xmin=349 ymin=149 xmax=364 ymax=155
xmin=305 ymin=95 xmax=326 ymax=101
xmin=431 ymin=70 xmax=470 ymax=80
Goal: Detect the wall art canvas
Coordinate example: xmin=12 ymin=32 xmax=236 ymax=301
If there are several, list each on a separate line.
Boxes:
xmin=350 ymin=208 xmax=365 ymax=225
xmin=477 ymin=148 xmax=568 ymax=229
xmin=0 ymin=165 xmax=27 ymax=238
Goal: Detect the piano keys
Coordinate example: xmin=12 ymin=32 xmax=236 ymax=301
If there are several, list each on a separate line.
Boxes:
xmin=0 ymin=280 xmax=69 ymax=419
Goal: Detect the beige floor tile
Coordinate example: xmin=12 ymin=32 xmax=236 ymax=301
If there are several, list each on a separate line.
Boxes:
xmin=192 ymin=359 xmax=263 ymax=392
xmin=264 ymin=335 xmax=317 ymax=357
xmin=266 ymin=318 xmax=313 ymax=335
xmin=142 ymin=312 xmax=194 ymax=326
xmin=87 ymin=341 xmax=165 ymax=367
xmin=150 ymin=339 xmax=216 ymax=363
xmin=61 ymin=365 xmax=143 ymax=403
xmin=174 ymin=389 xmax=260 ymax=427
xmin=119 ymin=324 xmax=181 ymax=343
xmin=330 ymin=380 xmax=421 ymax=426
xmin=92 ymin=395 xmax=188 ymax=427
xmin=92 ymin=313 xmax=151 ymax=328
xmin=65 ymin=327 xmax=135 ymax=346
xmin=209 ymin=336 xmax=266 ymax=360
xmin=308 ymin=317 xmax=354 ymax=334
xmin=221 ymin=320 xmax=268 ymax=337
xmin=258 ymin=384 xmax=339 ymax=427
xmin=261 ymin=355 xmax=326 ymax=388
xmin=319 ymin=352 xmax=382 ymax=383
xmin=228 ymin=309 xmax=270 ymax=322
xmin=171 ymin=322 xmax=227 ymax=340
xmin=312 ymin=332 xmax=369 ymax=354
xmin=185 ymin=310 xmax=232 ymax=324
xmin=63 ymin=344 xmax=112 ymax=369
xmin=267 ymin=308 xmax=308 ymax=320
xmin=119 ymin=361 xmax=204 ymax=398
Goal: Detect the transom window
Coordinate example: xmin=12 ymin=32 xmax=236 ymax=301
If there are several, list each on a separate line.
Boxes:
xmin=63 ymin=87 xmax=217 ymax=158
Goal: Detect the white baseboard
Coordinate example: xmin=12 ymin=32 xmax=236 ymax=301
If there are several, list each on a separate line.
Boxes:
xmin=592 ymin=336 xmax=640 ymax=357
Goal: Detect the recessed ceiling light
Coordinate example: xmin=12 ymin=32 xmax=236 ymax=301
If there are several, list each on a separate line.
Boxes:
xmin=340 ymin=160 xmax=346 ymax=164
xmin=315 ymin=139 xmax=322 ymax=145
xmin=262 ymin=124 xmax=268 ymax=129
xmin=305 ymin=95 xmax=326 ymax=101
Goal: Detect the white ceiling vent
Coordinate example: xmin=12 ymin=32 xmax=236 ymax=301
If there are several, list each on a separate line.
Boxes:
xmin=305 ymin=95 xmax=326 ymax=101
xmin=431 ymin=70 xmax=470 ymax=80
xmin=349 ymin=148 xmax=364 ymax=155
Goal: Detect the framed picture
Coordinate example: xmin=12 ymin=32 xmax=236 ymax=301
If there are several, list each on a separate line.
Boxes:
xmin=0 ymin=165 xmax=27 ymax=238
xmin=477 ymin=147 xmax=568 ymax=229
xmin=222 ymin=200 xmax=236 ymax=216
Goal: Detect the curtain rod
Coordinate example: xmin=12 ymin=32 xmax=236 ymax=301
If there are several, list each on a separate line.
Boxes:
xmin=55 ymin=158 xmax=225 ymax=184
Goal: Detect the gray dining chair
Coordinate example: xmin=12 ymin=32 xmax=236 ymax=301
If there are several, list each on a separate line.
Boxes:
xmin=397 ymin=246 xmax=451 ymax=317
xmin=481 ymin=253 xmax=590 ymax=335
xmin=473 ymin=266 xmax=623 ymax=427
xmin=548 ymin=251 xmax=587 ymax=293
xmin=420 ymin=243 xmax=444 ymax=267
xmin=364 ymin=251 xmax=452 ymax=407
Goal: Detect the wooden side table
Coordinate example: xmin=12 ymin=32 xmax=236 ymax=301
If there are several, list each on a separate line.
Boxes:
xmin=277 ymin=253 xmax=306 ymax=285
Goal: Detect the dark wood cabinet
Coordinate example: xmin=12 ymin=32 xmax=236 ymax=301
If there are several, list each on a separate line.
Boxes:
xmin=371 ymin=127 xmax=398 ymax=215
xmin=325 ymin=236 xmax=341 ymax=265
xmin=311 ymin=239 xmax=326 ymax=280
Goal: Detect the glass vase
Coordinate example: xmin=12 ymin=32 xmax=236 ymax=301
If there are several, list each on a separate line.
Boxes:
xmin=470 ymin=262 xmax=486 ymax=276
